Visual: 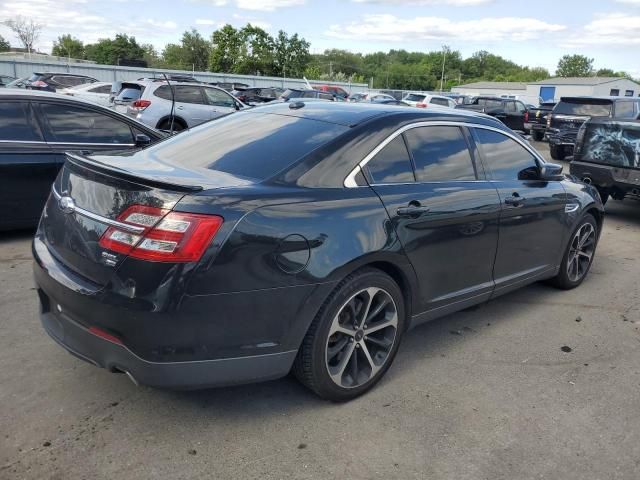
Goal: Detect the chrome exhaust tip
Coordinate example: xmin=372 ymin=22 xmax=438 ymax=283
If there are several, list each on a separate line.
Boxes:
xmin=582 ymin=177 xmax=592 ymax=185
xmin=124 ymin=370 xmax=139 ymax=386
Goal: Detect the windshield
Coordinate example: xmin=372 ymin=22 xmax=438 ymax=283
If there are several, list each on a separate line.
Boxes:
xmin=555 ymin=100 xmax=612 ymax=116
xmin=145 ymin=111 xmax=349 ymax=180
xmin=404 ymin=94 xmax=425 ymax=102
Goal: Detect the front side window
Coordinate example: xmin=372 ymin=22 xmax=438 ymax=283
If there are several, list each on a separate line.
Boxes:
xmin=41 ymin=104 xmax=133 ymax=144
xmin=473 ymin=128 xmax=538 ymax=181
xmin=366 ymin=136 xmax=415 ymax=184
xmin=175 ymin=86 xmax=205 ymax=104
xmin=404 ymin=126 xmax=476 ymax=182
xmin=0 ymin=103 xmax=40 ymax=141
xmin=203 ymin=88 xmax=235 ymax=108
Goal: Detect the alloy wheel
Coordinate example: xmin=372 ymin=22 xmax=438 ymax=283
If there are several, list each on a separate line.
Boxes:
xmin=567 ymin=223 xmax=596 ymax=282
xmin=325 ymin=287 xmax=398 ymax=389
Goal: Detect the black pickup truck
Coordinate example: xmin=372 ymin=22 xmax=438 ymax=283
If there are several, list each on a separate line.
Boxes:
xmin=547 ymin=96 xmax=640 ymax=160
xmin=524 ymin=102 xmax=556 ymax=141
xmin=456 ymin=97 xmax=528 ymax=131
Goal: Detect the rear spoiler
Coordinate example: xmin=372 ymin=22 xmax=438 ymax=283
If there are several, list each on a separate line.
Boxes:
xmin=65 ymin=152 xmax=204 ymax=193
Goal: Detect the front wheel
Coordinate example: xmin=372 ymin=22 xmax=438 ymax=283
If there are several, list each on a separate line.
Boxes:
xmin=549 ymin=214 xmax=598 ymax=290
xmin=293 ymin=269 xmax=405 ymax=401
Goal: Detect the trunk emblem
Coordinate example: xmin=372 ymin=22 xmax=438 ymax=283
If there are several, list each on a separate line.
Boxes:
xmin=58 ymin=196 xmax=76 ymax=214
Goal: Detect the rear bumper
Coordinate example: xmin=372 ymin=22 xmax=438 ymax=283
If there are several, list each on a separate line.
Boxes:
xmin=39 ymin=302 xmax=296 ymax=389
xmin=570 ymin=161 xmax=640 ymax=194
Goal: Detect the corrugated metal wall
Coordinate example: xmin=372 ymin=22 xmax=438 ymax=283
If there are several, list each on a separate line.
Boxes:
xmin=0 ymin=58 xmax=368 ymax=93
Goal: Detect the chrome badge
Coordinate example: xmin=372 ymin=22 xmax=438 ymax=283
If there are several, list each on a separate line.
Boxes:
xmin=58 ymin=196 xmax=76 ymax=215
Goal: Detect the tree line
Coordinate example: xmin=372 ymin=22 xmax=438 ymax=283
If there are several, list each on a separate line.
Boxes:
xmin=1 ymin=19 xmax=636 ymax=89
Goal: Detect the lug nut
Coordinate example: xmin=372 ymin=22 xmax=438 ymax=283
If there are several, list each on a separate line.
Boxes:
xmin=355 ymin=344 xmax=360 ymax=349
xmin=363 ymin=325 xmax=368 ymax=329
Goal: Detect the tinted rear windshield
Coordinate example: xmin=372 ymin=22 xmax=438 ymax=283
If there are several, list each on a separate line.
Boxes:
xmin=405 ymin=94 xmax=425 ymax=102
xmin=145 ymin=111 xmax=349 ymax=180
xmin=116 ymin=85 xmax=144 ymax=102
xmin=555 ymin=100 xmax=612 ymax=116
xmin=281 ymin=89 xmax=302 ymax=99
xmin=581 ymin=121 xmax=640 ymax=168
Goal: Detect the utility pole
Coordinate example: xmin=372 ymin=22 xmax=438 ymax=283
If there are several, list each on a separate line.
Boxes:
xmin=439 ymin=45 xmax=447 ymax=92
xmin=329 ymin=61 xmax=333 ymax=78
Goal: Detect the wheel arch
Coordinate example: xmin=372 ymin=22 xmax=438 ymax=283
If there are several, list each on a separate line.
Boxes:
xmin=156 ymin=115 xmax=187 ymax=129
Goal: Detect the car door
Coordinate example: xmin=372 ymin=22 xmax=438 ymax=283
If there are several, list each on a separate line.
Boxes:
xmin=471 ymin=127 xmax=567 ymax=296
xmin=203 ymin=87 xmax=237 ymax=119
xmin=364 ymin=124 xmax=502 ymax=319
xmin=174 ymin=85 xmax=212 ymax=126
xmin=0 ymin=101 xmax=55 ymax=229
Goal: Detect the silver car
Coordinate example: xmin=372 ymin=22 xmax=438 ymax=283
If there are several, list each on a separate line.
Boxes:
xmin=112 ymin=80 xmax=245 ymax=131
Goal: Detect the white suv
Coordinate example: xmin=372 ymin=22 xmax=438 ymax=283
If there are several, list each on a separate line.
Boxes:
xmin=402 ymin=93 xmax=456 ymax=109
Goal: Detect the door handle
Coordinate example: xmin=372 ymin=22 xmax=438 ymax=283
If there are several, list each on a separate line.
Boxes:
xmin=504 ymin=195 xmax=526 ymax=207
xmin=177 ymin=106 xmax=184 ymax=110
xmin=397 ymin=204 xmax=430 ymax=217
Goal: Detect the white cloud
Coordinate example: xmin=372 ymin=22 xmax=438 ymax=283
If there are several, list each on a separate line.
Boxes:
xmin=614 ymin=0 xmax=640 ymax=4
xmin=352 ymin=0 xmax=491 ymax=5
xmin=326 ymin=14 xmax=566 ymax=42
xmin=563 ymin=13 xmax=640 ymax=46
xmin=145 ymin=19 xmax=178 ymax=29
xmin=234 ymin=0 xmax=305 ymax=11
xmin=195 ymin=19 xmax=218 ymax=25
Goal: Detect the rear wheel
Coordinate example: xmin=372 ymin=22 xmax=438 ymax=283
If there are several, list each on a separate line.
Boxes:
xmin=158 ymin=118 xmax=186 ymax=132
xmin=550 ymin=145 xmax=565 ymax=160
xmin=533 ymin=130 xmax=544 ymax=141
xmin=549 ymin=214 xmax=598 ymax=290
xmin=293 ymin=269 xmax=405 ymax=401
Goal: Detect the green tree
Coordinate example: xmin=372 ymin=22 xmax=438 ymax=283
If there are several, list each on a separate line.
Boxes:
xmin=209 ymin=24 xmax=242 ymax=73
xmin=236 ymin=24 xmax=274 ymax=75
xmin=52 ymin=34 xmax=84 ymax=59
xmin=273 ymin=30 xmax=310 ymax=78
xmin=180 ymin=29 xmax=210 ymax=71
xmin=85 ymin=34 xmax=145 ymax=65
xmin=141 ymin=43 xmax=162 ymax=68
xmin=556 ymin=54 xmax=593 ymax=77
xmin=0 ymin=35 xmax=10 ymax=52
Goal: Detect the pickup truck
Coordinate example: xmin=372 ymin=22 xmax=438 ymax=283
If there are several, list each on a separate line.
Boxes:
xmin=456 ymin=96 xmax=527 ymax=132
xmin=524 ymin=102 xmax=556 ymax=141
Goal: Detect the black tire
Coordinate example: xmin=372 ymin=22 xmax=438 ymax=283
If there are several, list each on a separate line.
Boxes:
xmin=550 ymin=145 xmax=565 ymax=161
xmin=158 ymin=118 xmax=186 ymax=132
xmin=293 ymin=268 xmax=406 ymax=402
xmin=533 ymin=130 xmax=544 ymax=142
xmin=595 ymin=187 xmax=609 ymax=206
xmin=548 ymin=214 xmax=598 ymax=290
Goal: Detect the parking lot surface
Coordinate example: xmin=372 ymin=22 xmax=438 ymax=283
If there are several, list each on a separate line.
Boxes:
xmin=1 ymin=142 xmax=639 ymax=479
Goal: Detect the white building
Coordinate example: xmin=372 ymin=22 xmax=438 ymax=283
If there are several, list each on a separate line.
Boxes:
xmin=450 ymin=81 xmax=533 ymax=102
xmin=526 ymin=77 xmax=640 ymax=102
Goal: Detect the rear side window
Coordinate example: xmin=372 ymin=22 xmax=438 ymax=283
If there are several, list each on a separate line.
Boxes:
xmin=614 ymin=101 xmax=636 ymax=119
xmin=0 ymin=103 xmax=40 ymax=141
xmin=175 ymin=86 xmax=205 ymax=104
xmin=405 ymin=94 xmax=425 ymax=102
xmin=479 ymin=99 xmax=503 ymax=109
xmin=366 ymin=136 xmax=415 ymax=184
xmin=404 ymin=126 xmax=476 ymax=182
xmin=429 ymin=97 xmax=449 ymax=107
xmin=40 ymin=104 xmax=133 ymax=144
xmin=145 ymin=111 xmax=348 ymax=180
xmin=555 ymin=101 xmax=612 ymax=116
xmin=473 ymin=128 xmax=538 ymax=181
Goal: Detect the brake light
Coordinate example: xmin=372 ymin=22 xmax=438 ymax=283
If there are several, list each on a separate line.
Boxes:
xmin=89 ymin=326 xmax=123 ymax=346
xmin=524 ymin=111 xmax=529 ymax=122
xmin=131 ymin=99 xmax=151 ymax=111
xmin=31 ymin=80 xmax=48 ymax=88
xmin=99 ymin=205 xmax=223 ymax=262
xmin=416 ymin=103 xmax=427 ymax=108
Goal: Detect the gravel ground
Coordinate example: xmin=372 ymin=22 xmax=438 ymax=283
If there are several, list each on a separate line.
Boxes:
xmin=1 ymin=141 xmax=639 ymax=479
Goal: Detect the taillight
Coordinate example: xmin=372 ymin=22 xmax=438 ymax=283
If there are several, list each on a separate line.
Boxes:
xmin=99 ymin=205 xmax=223 ymax=262
xmin=31 ymin=80 xmax=48 ymax=88
xmin=524 ymin=111 xmax=529 ymax=122
xmin=416 ymin=103 xmax=427 ymax=108
xmin=131 ymin=99 xmax=151 ymax=111
xmin=547 ymin=116 xmax=552 ymax=128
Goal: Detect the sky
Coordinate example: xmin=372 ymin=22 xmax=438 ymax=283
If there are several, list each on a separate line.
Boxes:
xmin=0 ymin=0 xmax=639 ymax=77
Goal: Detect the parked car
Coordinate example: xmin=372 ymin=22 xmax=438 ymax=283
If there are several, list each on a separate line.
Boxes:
xmin=0 ymin=89 xmax=164 ymax=231
xmin=232 ymin=87 xmax=283 ymax=104
xmin=279 ymin=88 xmax=336 ymax=102
xmin=57 ymin=82 xmax=113 ymax=107
xmin=372 ymin=98 xmax=409 ymax=106
xmin=32 ymin=101 xmax=604 ymax=401
xmin=314 ymin=85 xmax=349 ymax=99
xmin=111 ymin=80 xmax=246 ymax=131
xmin=547 ymin=96 xmax=640 ymax=160
xmin=402 ymin=93 xmax=457 ymax=109
xmin=570 ymin=118 xmax=640 ymax=204
xmin=25 ymin=72 xmax=98 ymax=92
xmin=457 ymin=96 xmax=528 ymax=131
xmin=0 ymin=75 xmax=16 ymax=87
xmin=209 ymin=82 xmax=250 ymax=92
xmin=347 ymin=92 xmax=395 ymax=103
xmin=524 ymin=101 xmax=556 ymax=141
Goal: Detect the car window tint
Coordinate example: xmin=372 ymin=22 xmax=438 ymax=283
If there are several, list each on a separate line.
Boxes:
xmin=516 ymin=101 xmax=527 ymax=113
xmin=302 ymin=91 xmax=317 ymax=98
xmin=319 ymin=93 xmax=334 ymax=100
xmin=90 ymin=84 xmax=112 ymax=94
xmin=430 ymin=97 xmax=448 ymax=107
xmin=117 ymin=87 xmax=143 ymax=102
xmin=41 ymin=104 xmax=133 ymax=144
xmin=404 ymin=126 xmax=476 ymax=182
xmin=0 ymin=103 xmax=39 ymax=141
xmin=203 ymin=88 xmax=235 ymax=108
xmin=505 ymin=101 xmax=516 ymax=113
xmin=615 ymin=101 xmax=635 ymax=119
xmin=474 ymin=128 xmax=538 ymax=181
xmin=175 ymin=86 xmax=205 ymax=104
xmin=366 ymin=136 xmax=415 ymax=184
xmin=146 ymin=111 xmax=348 ymax=180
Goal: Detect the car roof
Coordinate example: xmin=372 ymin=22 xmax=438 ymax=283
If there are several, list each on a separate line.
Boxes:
xmin=33 ymin=72 xmax=95 ymax=78
xmin=252 ymin=101 xmax=501 ymax=127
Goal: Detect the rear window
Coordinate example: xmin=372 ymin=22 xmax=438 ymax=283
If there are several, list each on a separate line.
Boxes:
xmin=477 ymin=99 xmax=502 ymax=109
xmin=555 ymin=100 xmax=612 ymax=116
xmin=146 ymin=111 xmax=349 ymax=180
xmin=405 ymin=94 xmax=425 ymax=102
xmin=116 ymin=86 xmax=144 ymax=102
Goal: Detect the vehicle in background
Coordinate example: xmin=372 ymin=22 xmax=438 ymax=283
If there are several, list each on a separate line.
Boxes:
xmin=57 ymin=82 xmax=113 ymax=107
xmin=4 ymin=77 xmax=28 ymax=89
xmin=0 ymin=75 xmax=16 ymax=87
xmin=547 ymin=97 xmax=640 ymax=160
xmin=372 ymin=98 xmax=409 ymax=106
xmin=32 ymin=101 xmax=603 ymax=401
xmin=113 ymin=80 xmax=246 ymax=131
xmin=279 ymin=88 xmax=336 ymax=102
xmin=348 ymin=92 xmax=367 ymax=102
xmin=25 ymin=72 xmax=98 ymax=92
xmin=0 ymin=90 xmax=164 ymax=231
xmin=139 ymin=75 xmax=199 ymax=83
xmin=457 ymin=96 xmax=528 ymax=132
xmin=314 ymin=85 xmax=349 ymax=100
xmin=347 ymin=92 xmax=395 ymax=103
xmin=442 ymin=93 xmax=472 ymax=105
xmin=210 ymin=82 xmax=250 ymax=92
xmin=571 ymin=118 xmax=640 ymax=204
xmin=232 ymin=87 xmax=283 ymax=104
xmin=525 ymin=101 xmax=556 ymax=141
xmin=402 ymin=93 xmax=457 ymax=109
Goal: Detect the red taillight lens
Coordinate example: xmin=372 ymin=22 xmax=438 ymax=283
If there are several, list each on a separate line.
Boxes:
xmin=131 ymin=99 xmax=151 ymax=110
xmin=99 ymin=205 xmax=223 ymax=263
xmin=416 ymin=103 xmax=427 ymax=108
xmin=89 ymin=326 xmax=123 ymax=346
xmin=31 ymin=80 xmax=48 ymax=87
xmin=524 ymin=111 xmax=529 ymax=122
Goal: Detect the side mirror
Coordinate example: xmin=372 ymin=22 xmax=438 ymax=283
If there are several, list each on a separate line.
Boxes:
xmin=539 ymin=162 xmax=563 ymax=180
xmin=235 ymin=101 xmax=241 ymax=111
xmin=135 ymin=133 xmax=151 ymax=147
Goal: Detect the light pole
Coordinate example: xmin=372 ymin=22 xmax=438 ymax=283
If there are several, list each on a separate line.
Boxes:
xmin=439 ymin=45 xmax=447 ymax=92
